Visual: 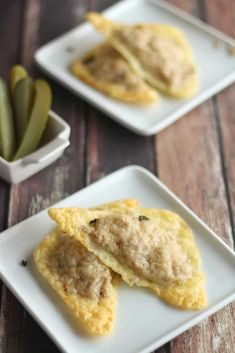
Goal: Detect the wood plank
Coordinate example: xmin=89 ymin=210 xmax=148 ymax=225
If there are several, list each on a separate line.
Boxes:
xmin=156 ymin=103 xmax=235 ymax=353
xmin=0 ymin=0 xmax=23 ymax=231
xmin=20 ymin=0 xmax=41 ymax=69
xmin=156 ymin=0 xmax=235 ymax=352
xmin=86 ymin=108 xmax=156 ymax=183
xmin=0 ymin=1 xmax=88 ymax=352
xmin=0 ymin=2 xmax=24 ymax=353
xmin=0 ymin=0 xmax=24 ymax=76
xmin=39 ymin=0 xmax=88 ymax=44
xmin=0 ymin=289 xmax=24 ymax=353
xmin=0 ymin=180 xmax=9 ymax=232
xmin=203 ymin=0 xmax=235 ymax=243
xmin=157 ymin=102 xmax=233 ymax=244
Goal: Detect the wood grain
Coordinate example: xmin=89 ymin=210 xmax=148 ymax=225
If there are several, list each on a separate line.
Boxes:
xmin=156 ymin=1 xmax=235 ymax=352
xmin=203 ymin=0 xmax=235 ymax=243
xmin=20 ymin=0 xmax=41 ymax=69
xmin=0 ymin=2 xmax=24 ymax=353
xmin=86 ymin=108 xmax=156 ymax=183
xmin=0 ymin=0 xmax=24 ymax=76
xmin=0 ymin=0 xmax=235 ymax=352
xmin=156 ymin=103 xmax=235 ymax=353
xmin=0 ymin=0 xmax=87 ymax=352
xmin=0 ymin=180 xmax=9 ymax=232
xmin=0 ymin=0 xmax=23 ymax=230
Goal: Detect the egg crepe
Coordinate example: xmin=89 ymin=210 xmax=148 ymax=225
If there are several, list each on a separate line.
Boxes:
xmin=34 ymin=199 xmax=139 ymax=335
xmin=48 ymin=207 xmax=207 ymax=310
xmin=70 ymin=42 xmax=158 ymax=103
xmin=86 ymin=13 xmax=198 ymax=98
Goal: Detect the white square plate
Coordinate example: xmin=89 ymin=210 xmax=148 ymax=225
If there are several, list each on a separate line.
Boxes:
xmin=0 ymin=165 xmax=235 ymax=353
xmin=35 ymin=0 xmax=235 ymax=136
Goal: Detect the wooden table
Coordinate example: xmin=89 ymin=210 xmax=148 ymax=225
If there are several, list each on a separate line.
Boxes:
xmin=0 ymin=0 xmax=235 ymax=352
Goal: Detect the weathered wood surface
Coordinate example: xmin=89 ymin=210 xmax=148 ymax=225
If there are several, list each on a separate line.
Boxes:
xmin=0 ymin=0 xmax=234 ymax=352
xmin=157 ymin=1 xmax=235 ymax=352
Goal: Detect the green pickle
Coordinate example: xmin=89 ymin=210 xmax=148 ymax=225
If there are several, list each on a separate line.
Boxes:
xmin=13 ymin=77 xmax=35 ymax=143
xmin=9 ymin=65 xmax=28 ymax=98
xmin=0 ymin=78 xmax=16 ymax=161
xmin=13 ymin=79 xmax=52 ymax=161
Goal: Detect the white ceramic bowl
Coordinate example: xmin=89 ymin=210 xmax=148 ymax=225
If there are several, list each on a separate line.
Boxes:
xmin=0 ymin=111 xmax=70 ymax=184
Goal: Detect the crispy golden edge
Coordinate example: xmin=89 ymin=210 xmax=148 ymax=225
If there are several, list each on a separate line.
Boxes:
xmin=34 ymin=229 xmax=119 ymax=335
xmin=94 ymin=198 xmax=140 ymax=210
xmin=86 ymin=12 xmax=118 ymax=35
xmin=48 ymin=207 xmax=207 ymax=310
xmin=86 ymin=13 xmax=199 ymax=98
xmin=69 ymin=43 xmax=158 ymax=104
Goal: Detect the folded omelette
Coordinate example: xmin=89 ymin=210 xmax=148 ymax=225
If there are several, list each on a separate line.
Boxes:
xmin=48 ymin=206 xmax=207 ymax=310
xmin=86 ymin=12 xmax=198 ymax=98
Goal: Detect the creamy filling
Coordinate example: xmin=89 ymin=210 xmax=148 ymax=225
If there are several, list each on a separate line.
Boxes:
xmin=89 ymin=215 xmax=193 ymax=286
xmin=115 ymin=26 xmax=195 ymax=89
xmin=83 ymin=44 xmax=145 ymax=90
xmin=48 ymin=232 xmax=112 ymax=299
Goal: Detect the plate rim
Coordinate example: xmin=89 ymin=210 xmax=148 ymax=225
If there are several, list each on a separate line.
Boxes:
xmin=34 ymin=0 xmax=235 ymax=136
xmin=0 ymin=164 xmax=235 ymax=353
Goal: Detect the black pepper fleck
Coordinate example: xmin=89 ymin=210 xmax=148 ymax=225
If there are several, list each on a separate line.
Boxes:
xmin=21 ymin=260 xmax=27 ymax=267
xmin=83 ymin=56 xmax=95 ymax=64
xmin=138 ymin=215 xmax=149 ymax=221
xmin=89 ymin=218 xmax=98 ymax=225
xmin=66 ymin=46 xmax=75 ymax=53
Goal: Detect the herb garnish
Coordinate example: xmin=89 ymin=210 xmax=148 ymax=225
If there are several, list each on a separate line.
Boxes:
xmin=83 ymin=56 xmax=95 ymax=64
xmin=89 ymin=218 xmax=98 ymax=225
xmin=138 ymin=215 xmax=149 ymax=221
xmin=21 ymin=260 xmax=27 ymax=267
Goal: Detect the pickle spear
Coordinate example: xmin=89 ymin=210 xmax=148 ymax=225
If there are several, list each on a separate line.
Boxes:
xmin=13 ymin=79 xmax=52 ymax=161
xmin=0 ymin=78 xmax=16 ymax=161
xmin=13 ymin=77 xmax=35 ymax=143
xmin=9 ymin=65 xmax=28 ymax=98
